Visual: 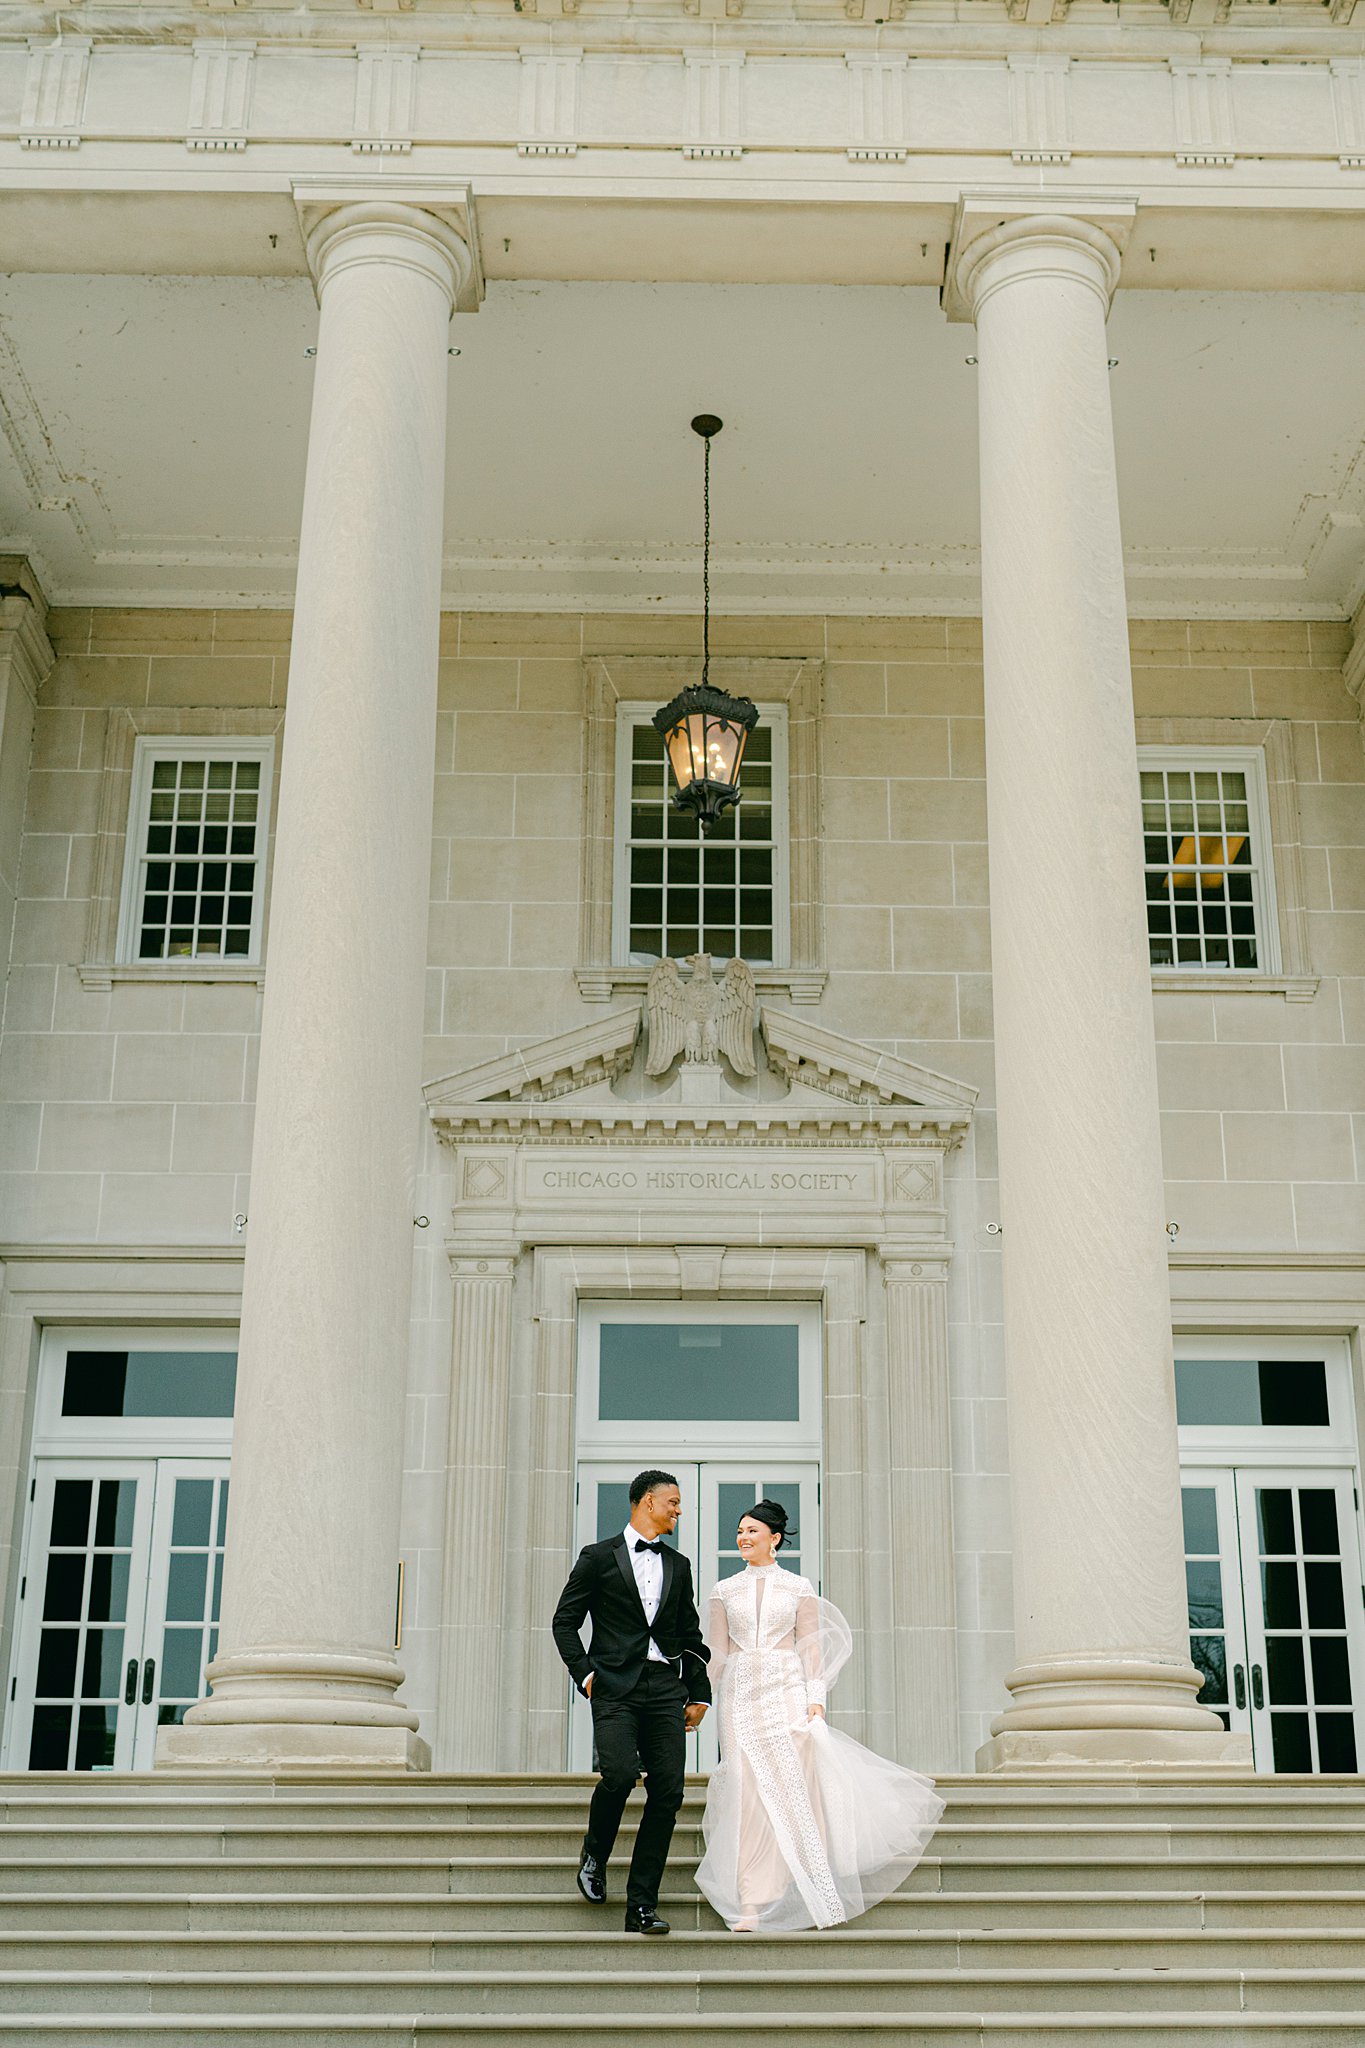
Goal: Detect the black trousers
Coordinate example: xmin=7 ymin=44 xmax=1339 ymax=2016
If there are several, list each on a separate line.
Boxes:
xmin=584 ymin=1662 xmax=688 ymax=1908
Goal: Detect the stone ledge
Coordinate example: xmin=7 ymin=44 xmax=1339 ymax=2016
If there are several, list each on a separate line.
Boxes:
xmin=1152 ymin=972 xmax=1320 ymax=1002
xmin=575 ymin=963 xmax=827 ymax=1004
xmin=77 ymin=961 xmax=266 ymax=992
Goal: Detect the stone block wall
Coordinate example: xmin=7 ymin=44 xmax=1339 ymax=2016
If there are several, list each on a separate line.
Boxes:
xmin=1 ymin=603 xmax=1362 ymax=1762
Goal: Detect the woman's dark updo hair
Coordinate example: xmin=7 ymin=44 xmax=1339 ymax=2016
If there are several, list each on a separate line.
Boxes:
xmin=741 ymin=1498 xmax=795 ymax=1551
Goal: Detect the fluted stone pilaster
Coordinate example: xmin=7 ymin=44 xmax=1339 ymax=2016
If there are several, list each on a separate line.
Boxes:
xmin=439 ymin=1252 xmax=517 ymax=1769
xmin=885 ymin=1259 xmax=959 ymax=1771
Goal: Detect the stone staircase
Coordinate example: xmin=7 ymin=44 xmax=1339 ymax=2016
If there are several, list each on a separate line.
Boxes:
xmin=0 ymin=1772 xmax=1364 ymax=2042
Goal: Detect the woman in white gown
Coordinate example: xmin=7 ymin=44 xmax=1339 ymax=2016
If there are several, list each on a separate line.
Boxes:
xmin=695 ymin=1499 xmax=944 ymax=1933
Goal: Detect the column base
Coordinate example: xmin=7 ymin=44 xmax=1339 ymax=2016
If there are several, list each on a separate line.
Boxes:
xmin=976 ymin=1726 xmax=1253 ymax=1772
xmin=155 ymin=1720 xmax=431 ymax=1773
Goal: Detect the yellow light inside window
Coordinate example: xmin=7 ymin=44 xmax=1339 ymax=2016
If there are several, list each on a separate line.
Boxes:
xmin=1164 ymin=834 xmax=1247 ymax=890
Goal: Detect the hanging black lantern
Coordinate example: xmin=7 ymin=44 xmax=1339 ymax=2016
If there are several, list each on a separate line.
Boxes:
xmin=652 ymin=415 xmax=760 ymax=836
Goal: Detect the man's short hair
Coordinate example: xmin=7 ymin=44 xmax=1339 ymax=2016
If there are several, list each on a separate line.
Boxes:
xmin=629 ymin=1468 xmax=679 ymax=1506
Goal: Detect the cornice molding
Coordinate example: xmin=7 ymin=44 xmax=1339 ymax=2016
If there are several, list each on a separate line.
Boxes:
xmin=5 ymin=13 xmax=1365 ymax=50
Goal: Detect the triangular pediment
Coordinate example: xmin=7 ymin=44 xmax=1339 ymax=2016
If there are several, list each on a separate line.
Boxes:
xmin=760 ymin=1011 xmax=977 ymax=1114
xmin=424 ymin=1011 xmax=641 ymax=1110
xmin=425 ymin=1001 xmax=976 ymax=1146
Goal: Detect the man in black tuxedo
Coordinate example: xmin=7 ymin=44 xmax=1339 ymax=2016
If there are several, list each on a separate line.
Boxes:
xmin=552 ymin=1468 xmax=710 ymax=1935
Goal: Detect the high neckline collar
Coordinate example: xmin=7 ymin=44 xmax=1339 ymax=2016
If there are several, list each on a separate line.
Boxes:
xmin=744 ymin=1561 xmax=780 ymax=1576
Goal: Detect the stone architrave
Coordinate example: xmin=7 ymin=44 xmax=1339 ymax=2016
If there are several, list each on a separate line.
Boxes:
xmin=947 ymin=198 xmax=1249 ymax=1771
xmin=425 ymin=1002 xmax=975 ymax=1772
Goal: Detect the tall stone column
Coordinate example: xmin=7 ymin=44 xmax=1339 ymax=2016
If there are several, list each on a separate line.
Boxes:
xmin=949 ymin=204 xmax=1246 ymax=1769
xmin=160 ymin=202 xmax=473 ymax=1771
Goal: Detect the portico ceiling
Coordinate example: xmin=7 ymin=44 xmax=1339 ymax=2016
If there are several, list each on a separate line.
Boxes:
xmin=2 ymin=269 xmax=1364 ymax=617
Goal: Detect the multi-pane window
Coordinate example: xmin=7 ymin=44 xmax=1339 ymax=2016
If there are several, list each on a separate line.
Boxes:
xmin=1140 ymin=749 xmax=1276 ymax=973
xmin=614 ymin=706 xmax=787 ymax=967
xmin=118 ymin=741 xmax=272 ymax=965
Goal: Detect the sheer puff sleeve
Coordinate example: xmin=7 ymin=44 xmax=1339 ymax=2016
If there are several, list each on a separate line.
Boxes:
xmin=706 ymin=1584 xmax=733 ymax=1690
xmin=794 ymin=1580 xmax=853 ymax=1710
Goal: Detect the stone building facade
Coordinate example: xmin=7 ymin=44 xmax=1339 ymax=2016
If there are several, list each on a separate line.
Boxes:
xmin=2 ymin=0 xmax=1365 ymax=1785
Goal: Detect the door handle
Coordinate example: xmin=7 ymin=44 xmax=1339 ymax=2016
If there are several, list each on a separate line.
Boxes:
xmin=1251 ymin=1663 xmax=1264 ymax=1711
xmin=140 ymin=1658 xmax=156 ymax=1706
xmin=1233 ymin=1663 xmax=1246 ymax=1712
xmin=124 ymin=1660 xmax=138 ymax=1707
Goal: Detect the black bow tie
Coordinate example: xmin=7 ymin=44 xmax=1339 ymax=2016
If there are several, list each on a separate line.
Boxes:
xmin=633 ymin=1540 xmax=664 ymax=1556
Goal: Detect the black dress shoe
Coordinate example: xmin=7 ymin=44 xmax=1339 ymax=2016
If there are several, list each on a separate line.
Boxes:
xmin=623 ymin=1905 xmax=670 ymax=1935
xmin=576 ymin=1851 xmax=607 ymax=1904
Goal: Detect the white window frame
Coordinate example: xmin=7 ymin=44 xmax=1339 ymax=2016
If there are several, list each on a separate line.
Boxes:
xmin=115 ymin=737 xmax=274 ymax=968
xmin=1175 ymin=1334 xmax=1358 ymax=1469
xmin=30 ymin=1326 xmax=239 ymax=1461
xmin=1 ymin=1327 xmax=238 ymax=1773
xmin=1139 ymin=744 xmax=1281 ymax=976
xmin=610 ymin=700 xmax=791 ymax=970
xmin=576 ymin=1299 xmax=822 ymax=1457
xmin=1175 ymin=1334 xmax=1365 ymax=1778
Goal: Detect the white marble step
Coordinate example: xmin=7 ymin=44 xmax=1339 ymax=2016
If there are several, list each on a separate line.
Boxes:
xmin=9 ymin=1965 xmax=1365 ymax=2017
xmin=10 ymin=1926 xmax=1365 ymax=1971
xmin=1 ymin=1851 xmax=1361 ymax=1895
xmin=6 ymin=1885 xmax=1354 ymax=1932
xmin=1 ymin=1773 xmax=1361 ymax=2040
xmin=5 ymin=1818 xmax=1365 ymax=1859
xmin=1 ymin=2012 xmax=1363 ymax=2046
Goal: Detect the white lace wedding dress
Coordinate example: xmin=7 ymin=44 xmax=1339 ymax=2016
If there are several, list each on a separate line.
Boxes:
xmin=695 ymin=1562 xmax=944 ymax=1932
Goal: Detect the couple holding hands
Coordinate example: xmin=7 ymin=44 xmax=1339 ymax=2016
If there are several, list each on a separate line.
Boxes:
xmin=552 ymin=1468 xmax=943 ymax=1936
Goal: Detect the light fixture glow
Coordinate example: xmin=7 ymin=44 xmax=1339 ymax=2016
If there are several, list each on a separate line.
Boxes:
xmin=651 ymin=415 xmax=760 ymax=837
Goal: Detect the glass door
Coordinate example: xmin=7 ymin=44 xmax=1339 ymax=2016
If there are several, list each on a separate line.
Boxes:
xmin=567 ymin=1460 xmax=820 ymax=1773
xmin=132 ymin=1462 xmax=231 ymax=1766
xmin=697 ymin=1462 xmax=820 ymax=1772
xmin=700 ymin=1464 xmax=820 ymax=1592
xmin=1236 ymin=1468 xmax=1363 ymax=1774
xmin=8 ymin=1461 xmax=157 ymax=1771
xmin=6 ymin=1457 xmax=229 ymax=1772
xmin=1182 ymin=1472 xmax=1251 ymax=1741
xmin=1182 ymin=1466 xmax=1365 ymax=1772
xmin=570 ymin=1302 xmax=824 ymax=1776
xmin=568 ymin=1463 xmax=699 ymax=1772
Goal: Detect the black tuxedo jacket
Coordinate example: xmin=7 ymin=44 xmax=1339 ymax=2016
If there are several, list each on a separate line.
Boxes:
xmin=552 ymin=1534 xmax=712 ymax=1705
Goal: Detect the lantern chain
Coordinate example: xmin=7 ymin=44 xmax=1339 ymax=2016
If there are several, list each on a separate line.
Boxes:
xmin=701 ymin=432 xmax=711 ymax=690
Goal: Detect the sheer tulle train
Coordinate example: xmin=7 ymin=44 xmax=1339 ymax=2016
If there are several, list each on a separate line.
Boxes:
xmin=694 ymin=1564 xmax=944 ymax=1933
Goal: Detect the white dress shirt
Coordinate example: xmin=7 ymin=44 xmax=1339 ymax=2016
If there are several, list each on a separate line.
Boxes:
xmin=623 ymin=1524 xmax=671 ymax=1664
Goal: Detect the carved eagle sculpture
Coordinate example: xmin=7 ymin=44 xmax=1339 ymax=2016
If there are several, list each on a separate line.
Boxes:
xmin=644 ymin=954 xmax=758 ymax=1079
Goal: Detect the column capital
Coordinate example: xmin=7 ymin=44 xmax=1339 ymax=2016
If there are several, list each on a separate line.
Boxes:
xmin=943 ymin=192 xmax=1137 ymax=326
xmin=293 ymin=183 xmax=483 ymax=315
xmin=0 ymin=554 xmax=54 ymax=702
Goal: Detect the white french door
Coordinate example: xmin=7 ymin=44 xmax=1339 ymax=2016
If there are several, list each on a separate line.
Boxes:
xmin=1182 ymin=1465 xmax=1365 ymax=1773
xmin=568 ymin=1460 xmax=820 ymax=1774
xmin=6 ymin=1457 xmax=229 ymax=1772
